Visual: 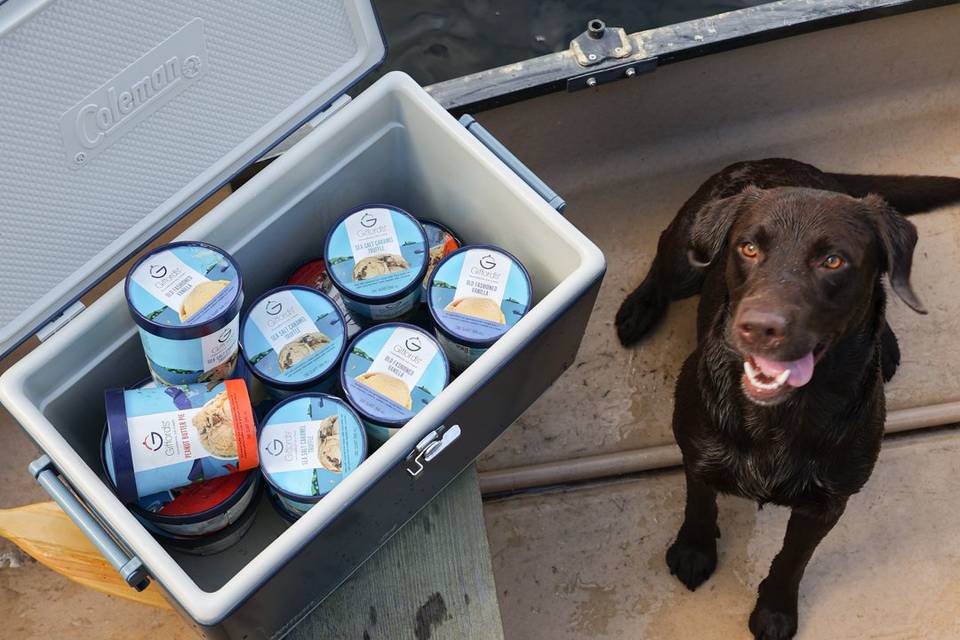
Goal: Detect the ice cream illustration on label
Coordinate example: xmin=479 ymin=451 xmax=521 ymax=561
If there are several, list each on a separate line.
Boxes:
xmin=357 ymin=327 xmax=438 ymax=411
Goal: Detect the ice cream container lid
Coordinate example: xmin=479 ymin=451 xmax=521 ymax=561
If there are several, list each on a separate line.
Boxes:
xmin=324 ymin=205 xmax=429 ymax=305
xmin=419 ymin=219 xmax=462 ymax=291
xmin=258 ymin=393 xmax=367 ymax=504
xmin=125 ymin=241 xmax=243 ymax=340
xmin=427 ymin=245 xmax=533 ymax=349
xmin=143 ymin=481 xmax=262 ymax=556
xmin=104 ymin=378 xmax=258 ymax=503
xmin=340 ymin=323 xmax=449 ymax=427
xmin=240 ymin=286 xmax=347 ymax=391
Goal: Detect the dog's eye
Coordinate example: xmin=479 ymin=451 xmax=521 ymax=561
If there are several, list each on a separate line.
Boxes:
xmin=740 ymin=242 xmax=759 ymax=259
xmin=822 ymin=255 xmax=845 ymax=270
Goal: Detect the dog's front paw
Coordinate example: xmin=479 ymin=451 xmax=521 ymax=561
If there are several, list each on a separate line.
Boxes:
xmin=665 ymin=534 xmax=717 ymax=591
xmin=749 ymin=600 xmax=798 ymax=640
xmin=615 ymin=278 xmax=667 ymax=347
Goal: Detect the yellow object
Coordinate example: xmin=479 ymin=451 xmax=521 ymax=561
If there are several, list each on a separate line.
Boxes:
xmin=0 ymin=501 xmax=172 ymax=610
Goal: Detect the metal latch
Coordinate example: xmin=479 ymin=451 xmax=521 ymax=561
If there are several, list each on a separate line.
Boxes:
xmin=570 ymin=20 xmax=632 ymax=67
xmin=405 ymin=424 xmax=462 ymax=477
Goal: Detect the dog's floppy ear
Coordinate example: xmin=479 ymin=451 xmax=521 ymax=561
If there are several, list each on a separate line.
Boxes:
xmin=688 ymin=186 xmax=764 ymax=267
xmin=861 ymin=194 xmax=926 ymax=314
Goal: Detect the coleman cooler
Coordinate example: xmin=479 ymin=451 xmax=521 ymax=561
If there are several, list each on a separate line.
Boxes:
xmin=0 ymin=0 xmax=606 ymax=637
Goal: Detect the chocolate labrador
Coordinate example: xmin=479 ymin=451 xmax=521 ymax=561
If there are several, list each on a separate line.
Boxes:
xmin=615 ymin=158 xmax=960 ymax=639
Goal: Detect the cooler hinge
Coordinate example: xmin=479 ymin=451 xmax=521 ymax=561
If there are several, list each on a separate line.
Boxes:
xmin=262 ymin=95 xmax=353 ymax=161
xmin=36 ymin=300 xmax=85 ymax=343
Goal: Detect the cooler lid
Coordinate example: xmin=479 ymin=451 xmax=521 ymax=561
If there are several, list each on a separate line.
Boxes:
xmin=0 ymin=0 xmax=385 ymax=358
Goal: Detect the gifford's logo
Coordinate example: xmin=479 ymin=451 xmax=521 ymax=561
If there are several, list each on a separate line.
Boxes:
xmin=405 ymin=336 xmax=422 ymax=352
xmin=142 ymin=432 xmax=164 ymax=452
xmin=265 ymin=300 xmax=283 ymax=316
xmin=265 ymin=439 xmax=284 ymax=456
xmin=480 ymin=254 xmax=497 ymax=270
xmin=360 ymin=212 xmax=378 ymax=228
xmin=60 ymin=19 xmax=207 ymax=168
xmin=149 ymin=264 xmax=168 ymax=279
xmin=217 ymin=327 xmax=232 ymax=343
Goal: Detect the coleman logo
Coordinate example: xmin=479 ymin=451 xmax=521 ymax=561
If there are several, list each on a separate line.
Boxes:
xmin=60 ymin=19 xmax=206 ymax=168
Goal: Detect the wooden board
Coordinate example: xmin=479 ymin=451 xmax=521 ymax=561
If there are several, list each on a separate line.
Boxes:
xmin=290 ymin=467 xmax=504 ymax=640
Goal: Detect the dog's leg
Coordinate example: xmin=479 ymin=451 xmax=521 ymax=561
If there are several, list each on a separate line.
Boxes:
xmin=616 ymin=216 xmax=705 ymax=347
xmin=749 ymin=502 xmax=846 ymax=640
xmin=666 ymin=468 xmax=719 ymax=590
xmin=880 ymin=321 xmax=901 ymax=383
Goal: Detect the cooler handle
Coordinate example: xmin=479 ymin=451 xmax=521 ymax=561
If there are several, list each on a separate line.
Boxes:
xmin=459 ymin=114 xmax=566 ymax=213
xmin=29 ymin=455 xmax=150 ymax=591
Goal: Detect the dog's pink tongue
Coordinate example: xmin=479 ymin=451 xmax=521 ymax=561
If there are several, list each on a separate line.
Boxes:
xmin=752 ymin=353 xmax=816 ymax=387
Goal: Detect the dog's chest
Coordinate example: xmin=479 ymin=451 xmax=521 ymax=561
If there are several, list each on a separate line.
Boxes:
xmin=689 ymin=429 xmax=834 ymax=506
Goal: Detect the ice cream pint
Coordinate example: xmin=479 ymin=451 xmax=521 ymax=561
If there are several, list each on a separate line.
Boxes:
xmin=258 ymin=393 xmax=367 ymax=517
xmin=286 ymin=259 xmax=363 ymax=338
xmin=419 ymin=219 xmax=462 ymax=301
xmin=104 ymin=379 xmax=258 ymax=503
xmin=340 ymin=323 xmax=449 ymax=444
xmin=427 ymin=245 xmax=533 ymax=371
xmin=240 ymin=286 xmax=347 ymax=398
xmin=324 ymin=205 xmax=428 ymax=322
xmin=125 ymin=242 xmax=243 ymax=386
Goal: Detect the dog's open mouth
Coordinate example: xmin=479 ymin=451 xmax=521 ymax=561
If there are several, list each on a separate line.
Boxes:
xmin=741 ymin=346 xmax=824 ymax=404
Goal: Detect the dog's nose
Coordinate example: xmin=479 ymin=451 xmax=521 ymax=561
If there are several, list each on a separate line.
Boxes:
xmin=737 ymin=309 xmax=787 ymax=350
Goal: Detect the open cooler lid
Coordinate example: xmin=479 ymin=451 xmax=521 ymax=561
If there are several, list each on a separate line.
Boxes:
xmin=0 ymin=0 xmax=385 ymax=359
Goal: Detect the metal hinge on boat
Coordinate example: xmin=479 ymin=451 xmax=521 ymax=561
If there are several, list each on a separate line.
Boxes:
xmin=567 ymin=19 xmax=657 ymax=91
xmin=405 ymin=424 xmax=462 ymax=477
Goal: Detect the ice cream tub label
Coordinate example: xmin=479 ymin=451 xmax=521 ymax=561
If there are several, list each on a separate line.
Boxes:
xmin=427 ymin=245 xmax=532 ymax=370
xmin=259 ymin=393 xmax=367 ymax=515
xmin=340 ymin=323 xmax=449 ymax=443
xmin=104 ymin=379 xmax=258 ymax=502
xmin=125 ymin=242 xmax=244 ymax=386
xmin=324 ymin=205 xmax=428 ymax=321
xmin=241 ymin=286 xmax=347 ymax=397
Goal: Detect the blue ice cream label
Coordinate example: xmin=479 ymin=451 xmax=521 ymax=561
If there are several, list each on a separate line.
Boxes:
xmin=242 ymin=288 xmax=346 ymax=393
xmin=259 ymin=395 xmax=366 ymax=502
xmin=340 ymin=286 xmax=421 ymax=321
xmin=139 ymin=318 xmax=240 ymax=386
xmin=342 ymin=325 xmax=448 ymax=427
xmin=429 ymin=248 xmax=532 ymax=344
xmin=326 ymin=207 xmax=427 ymax=309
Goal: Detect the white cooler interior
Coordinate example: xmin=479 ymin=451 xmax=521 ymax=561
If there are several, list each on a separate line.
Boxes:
xmin=1 ymin=72 xmax=600 ymax=610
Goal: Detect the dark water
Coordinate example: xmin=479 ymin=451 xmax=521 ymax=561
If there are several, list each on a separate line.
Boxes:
xmin=367 ymin=0 xmax=770 ymax=86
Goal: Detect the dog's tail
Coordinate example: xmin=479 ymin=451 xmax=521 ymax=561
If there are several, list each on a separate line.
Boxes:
xmin=828 ymin=173 xmax=960 ymax=214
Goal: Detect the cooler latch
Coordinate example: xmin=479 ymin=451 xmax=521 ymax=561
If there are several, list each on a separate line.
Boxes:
xmin=405 ymin=424 xmax=462 ymax=477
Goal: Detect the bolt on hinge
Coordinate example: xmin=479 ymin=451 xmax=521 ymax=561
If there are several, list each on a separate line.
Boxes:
xmin=570 ymin=19 xmax=632 ymax=67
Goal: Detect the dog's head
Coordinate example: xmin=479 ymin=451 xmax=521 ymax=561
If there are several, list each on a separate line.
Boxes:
xmin=689 ymin=186 xmax=925 ymax=405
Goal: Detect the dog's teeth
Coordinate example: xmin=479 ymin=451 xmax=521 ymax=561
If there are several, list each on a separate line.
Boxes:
xmin=774 ymin=369 xmax=790 ymax=385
